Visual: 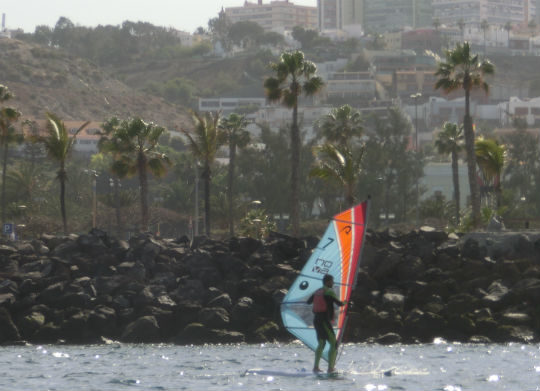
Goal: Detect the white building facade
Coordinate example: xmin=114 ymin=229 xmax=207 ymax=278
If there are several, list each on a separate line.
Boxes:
xmin=225 ymin=0 xmax=318 ymax=32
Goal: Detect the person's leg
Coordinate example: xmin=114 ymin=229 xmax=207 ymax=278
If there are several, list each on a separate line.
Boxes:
xmin=313 ymin=338 xmax=325 ymax=372
xmin=323 ymin=323 xmax=338 ymax=373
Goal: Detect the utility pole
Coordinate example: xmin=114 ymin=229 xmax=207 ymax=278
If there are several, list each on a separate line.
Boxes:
xmin=410 ymin=92 xmax=422 ymax=228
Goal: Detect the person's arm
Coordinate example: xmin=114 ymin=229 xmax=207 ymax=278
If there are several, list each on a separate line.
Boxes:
xmin=325 ymin=289 xmax=346 ymax=306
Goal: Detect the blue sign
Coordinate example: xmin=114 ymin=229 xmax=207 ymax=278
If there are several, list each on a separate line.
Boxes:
xmin=3 ymin=223 xmax=13 ymax=235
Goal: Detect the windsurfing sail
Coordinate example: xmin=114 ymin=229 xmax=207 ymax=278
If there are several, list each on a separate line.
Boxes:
xmin=280 ymin=200 xmax=369 ymax=362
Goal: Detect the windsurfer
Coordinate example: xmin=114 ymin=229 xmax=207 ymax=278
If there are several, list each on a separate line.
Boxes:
xmin=307 ymin=274 xmax=346 ymax=374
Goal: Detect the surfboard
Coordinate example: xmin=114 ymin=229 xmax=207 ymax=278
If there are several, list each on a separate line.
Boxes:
xmin=242 ymin=368 xmax=345 ymax=379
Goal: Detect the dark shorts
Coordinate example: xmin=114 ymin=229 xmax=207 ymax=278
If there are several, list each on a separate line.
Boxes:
xmin=313 ymin=313 xmax=335 ymax=341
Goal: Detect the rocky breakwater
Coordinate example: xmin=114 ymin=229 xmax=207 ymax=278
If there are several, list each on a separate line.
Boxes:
xmin=0 ymin=228 xmax=538 ymax=346
xmin=349 ymin=228 xmax=540 ymax=344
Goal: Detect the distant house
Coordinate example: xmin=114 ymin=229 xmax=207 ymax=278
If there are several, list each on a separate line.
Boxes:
xmin=198 ymin=97 xmax=266 ymax=115
xmin=500 ymin=96 xmax=540 ymax=126
xmin=323 ymin=72 xmax=378 ymax=101
xmin=421 ymin=161 xmax=470 ymax=207
xmin=18 ymin=119 xmax=102 ymax=155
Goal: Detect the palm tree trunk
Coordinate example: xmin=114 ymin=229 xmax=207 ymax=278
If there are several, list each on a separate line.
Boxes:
xmin=290 ymin=103 xmax=300 ymax=237
xmin=346 ymin=184 xmax=354 ymax=208
xmin=138 ymin=153 xmax=149 ymax=232
xmin=451 ymin=150 xmax=461 ymax=224
xmin=114 ymin=177 xmax=121 ymax=238
xmin=1 ymin=141 xmax=8 ymax=223
xmin=463 ymin=90 xmax=481 ymax=227
xmin=227 ymin=143 xmax=236 ymax=237
xmin=204 ymin=163 xmax=211 ymax=237
xmin=59 ymin=164 xmax=68 ymax=234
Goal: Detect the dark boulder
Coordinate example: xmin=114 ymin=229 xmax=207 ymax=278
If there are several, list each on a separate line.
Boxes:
xmin=0 ymin=307 xmax=20 ymax=342
xmin=121 ymin=315 xmax=160 ymax=342
xmin=198 ymin=307 xmax=230 ymax=329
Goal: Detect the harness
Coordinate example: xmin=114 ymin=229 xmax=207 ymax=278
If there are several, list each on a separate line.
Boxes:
xmin=312 ymin=288 xmax=327 ymax=313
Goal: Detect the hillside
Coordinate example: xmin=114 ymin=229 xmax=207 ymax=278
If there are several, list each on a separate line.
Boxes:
xmin=0 ymin=38 xmax=190 ymax=129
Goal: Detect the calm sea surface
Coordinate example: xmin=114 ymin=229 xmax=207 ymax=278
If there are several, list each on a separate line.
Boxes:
xmin=0 ymin=342 xmax=538 ymax=391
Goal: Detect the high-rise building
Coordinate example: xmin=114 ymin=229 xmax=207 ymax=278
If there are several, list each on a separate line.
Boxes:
xmin=363 ymin=0 xmax=433 ymax=33
xmin=225 ymin=0 xmax=318 ymax=32
xmin=432 ymin=0 xmax=537 ymax=27
xmin=318 ymin=0 xmax=364 ymax=31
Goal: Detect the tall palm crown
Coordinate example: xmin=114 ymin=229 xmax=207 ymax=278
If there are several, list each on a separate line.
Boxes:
xmin=99 ymin=117 xmax=170 ymax=232
xmin=264 ymin=50 xmax=324 ymax=236
xmin=317 ymin=104 xmax=363 ymax=148
xmin=181 ymin=111 xmax=225 ymax=237
xmin=33 ymin=113 xmax=89 ymax=233
xmin=310 ymin=143 xmax=364 ymax=208
xmin=220 ymin=113 xmax=250 ymax=237
xmin=475 ymin=137 xmax=506 ymax=208
xmin=435 ymin=41 xmax=494 ymax=227
xmin=435 ymin=122 xmax=464 ymax=224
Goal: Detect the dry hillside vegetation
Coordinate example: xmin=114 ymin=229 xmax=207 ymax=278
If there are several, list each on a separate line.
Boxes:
xmin=0 ymin=39 xmax=190 ymax=129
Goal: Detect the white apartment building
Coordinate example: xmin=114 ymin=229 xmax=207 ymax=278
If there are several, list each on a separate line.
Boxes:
xmin=254 ymin=105 xmax=332 ymax=138
xmin=499 ymin=96 xmax=540 ymax=126
xmin=318 ymin=0 xmax=363 ymax=34
xmin=314 ymin=58 xmax=349 ymax=80
xmin=198 ymin=97 xmax=266 ymax=115
xmin=432 ymin=0 xmax=537 ymax=27
xmin=323 ymin=72 xmax=378 ymax=101
xmin=225 ymin=0 xmax=318 ymax=32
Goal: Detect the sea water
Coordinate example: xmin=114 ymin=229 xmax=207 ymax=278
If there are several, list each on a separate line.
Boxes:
xmin=0 ymin=341 xmax=538 ymax=390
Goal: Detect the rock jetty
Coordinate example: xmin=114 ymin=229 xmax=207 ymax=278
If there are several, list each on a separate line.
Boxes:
xmin=0 ymin=227 xmax=538 ymax=345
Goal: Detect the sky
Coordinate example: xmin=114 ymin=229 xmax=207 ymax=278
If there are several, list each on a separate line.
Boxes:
xmin=2 ymin=0 xmax=317 ymax=34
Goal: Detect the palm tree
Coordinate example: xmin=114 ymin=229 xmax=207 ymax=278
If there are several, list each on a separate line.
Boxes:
xmin=316 ymin=104 xmax=363 ymax=148
xmin=181 ymin=111 xmax=224 ymax=237
xmin=89 ymin=152 xmax=124 ymax=237
xmin=504 ymin=22 xmax=512 ymax=48
xmin=480 ymin=19 xmax=489 ymax=54
xmin=0 ymin=85 xmax=22 ymax=222
xmin=220 ymin=113 xmax=250 ymax=237
xmin=433 ymin=18 xmax=441 ymax=32
xmin=475 ymin=137 xmax=506 ymax=209
xmin=32 ymin=113 xmax=89 ymax=233
xmin=435 ymin=122 xmax=464 ymax=224
xmin=264 ymin=50 xmax=324 ymax=236
xmin=310 ymin=143 xmax=364 ymax=208
xmin=435 ymin=42 xmax=495 ymax=227
xmin=5 ymin=161 xmax=46 ymax=204
xmin=98 ymin=117 xmax=171 ymax=232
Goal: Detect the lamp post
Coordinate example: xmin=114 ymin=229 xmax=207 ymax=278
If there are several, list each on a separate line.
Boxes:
xmin=410 ymin=92 xmax=422 ymax=228
xmin=194 ymin=162 xmax=199 ymax=236
xmin=84 ymin=169 xmax=98 ymax=229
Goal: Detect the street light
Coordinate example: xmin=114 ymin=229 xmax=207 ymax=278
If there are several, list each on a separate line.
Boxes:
xmin=410 ymin=92 xmax=422 ymax=228
xmin=84 ymin=169 xmax=98 ymax=229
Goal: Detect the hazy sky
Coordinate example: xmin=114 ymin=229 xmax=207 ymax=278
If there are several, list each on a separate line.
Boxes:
xmin=2 ymin=0 xmax=317 ymax=33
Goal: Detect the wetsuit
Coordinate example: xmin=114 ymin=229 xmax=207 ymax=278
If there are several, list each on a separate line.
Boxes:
xmin=307 ymin=286 xmax=345 ymax=371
